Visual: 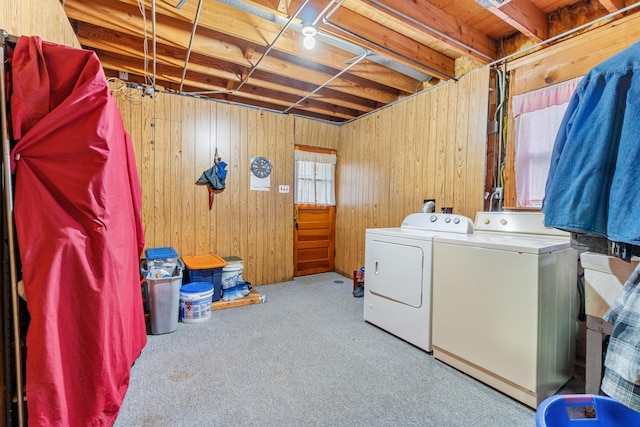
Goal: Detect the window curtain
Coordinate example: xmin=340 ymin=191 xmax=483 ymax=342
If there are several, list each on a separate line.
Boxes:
xmin=295 ymin=150 xmax=336 ymax=205
xmin=512 ymin=77 xmax=582 ymax=207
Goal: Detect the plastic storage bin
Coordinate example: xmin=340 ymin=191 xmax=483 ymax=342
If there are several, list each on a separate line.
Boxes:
xmin=146 ymin=267 xmax=183 ymax=335
xmin=145 ymin=247 xmax=179 ymax=270
xmin=182 ymin=254 xmax=226 ymax=302
xmin=536 ymin=394 xmax=640 ymax=426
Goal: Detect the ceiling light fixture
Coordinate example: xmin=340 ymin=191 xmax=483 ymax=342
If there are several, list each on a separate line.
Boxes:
xmin=301 ymin=22 xmax=317 ymax=50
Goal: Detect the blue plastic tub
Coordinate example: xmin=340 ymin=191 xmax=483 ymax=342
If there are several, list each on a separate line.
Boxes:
xmin=145 ymin=247 xmax=179 ymax=270
xmin=182 ymin=255 xmax=226 ymax=302
xmin=536 ymin=394 xmax=640 ymax=426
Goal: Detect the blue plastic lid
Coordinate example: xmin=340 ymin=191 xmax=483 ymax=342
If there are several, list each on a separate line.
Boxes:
xmin=145 ymin=247 xmax=178 ymax=259
xmin=181 ymin=282 xmax=214 ymax=293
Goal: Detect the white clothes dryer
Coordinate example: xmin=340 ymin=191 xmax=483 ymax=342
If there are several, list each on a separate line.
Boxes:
xmin=364 ymin=213 xmax=473 ymax=352
xmin=432 ymin=211 xmax=578 ymax=408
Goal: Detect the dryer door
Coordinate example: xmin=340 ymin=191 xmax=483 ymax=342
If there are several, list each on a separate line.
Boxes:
xmin=365 ymin=233 xmax=427 ymax=308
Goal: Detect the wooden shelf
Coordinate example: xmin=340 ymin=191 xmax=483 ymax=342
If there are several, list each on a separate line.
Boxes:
xmin=211 ymin=289 xmax=265 ymax=311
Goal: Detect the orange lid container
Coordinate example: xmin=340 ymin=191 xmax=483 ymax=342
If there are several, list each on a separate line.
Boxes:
xmin=182 ymin=254 xmax=227 ymax=270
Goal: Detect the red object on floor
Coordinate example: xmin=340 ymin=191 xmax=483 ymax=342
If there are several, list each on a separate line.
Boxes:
xmin=10 ymin=36 xmax=147 ymax=426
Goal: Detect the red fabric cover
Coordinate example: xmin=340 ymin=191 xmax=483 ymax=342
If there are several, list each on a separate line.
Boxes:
xmin=10 ymin=36 xmax=146 ymax=426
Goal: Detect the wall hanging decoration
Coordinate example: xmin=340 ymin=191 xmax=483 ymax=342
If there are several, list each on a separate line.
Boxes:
xmin=197 ymin=148 xmax=227 ymax=210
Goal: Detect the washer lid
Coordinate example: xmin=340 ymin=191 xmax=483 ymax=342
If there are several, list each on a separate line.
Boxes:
xmin=434 ymin=232 xmax=571 ymax=254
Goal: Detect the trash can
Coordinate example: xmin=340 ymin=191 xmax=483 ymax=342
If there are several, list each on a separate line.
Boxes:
xmin=536 ymin=394 xmax=640 ymax=426
xmin=146 ymin=267 xmax=183 ymax=335
xmin=141 ymin=258 xmax=184 ymax=317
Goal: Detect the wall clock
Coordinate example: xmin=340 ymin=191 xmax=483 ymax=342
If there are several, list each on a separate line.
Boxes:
xmin=251 ymin=156 xmax=272 ymax=178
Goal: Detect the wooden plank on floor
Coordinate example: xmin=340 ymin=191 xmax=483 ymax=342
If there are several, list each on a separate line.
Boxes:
xmin=211 ymin=289 xmax=265 ymax=311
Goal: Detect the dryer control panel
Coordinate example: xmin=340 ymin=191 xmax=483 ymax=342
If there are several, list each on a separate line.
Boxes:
xmin=401 ymin=213 xmax=473 ymax=234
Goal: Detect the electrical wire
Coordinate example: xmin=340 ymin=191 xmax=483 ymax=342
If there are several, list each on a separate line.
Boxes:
xmin=137 ymin=0 xmax=150 ymax=86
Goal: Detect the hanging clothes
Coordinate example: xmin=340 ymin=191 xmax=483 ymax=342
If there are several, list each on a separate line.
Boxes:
xmin=542 ymin=40 xmax=640 ymax=412
xmin=542 ymin=40 xmax=640 ymax=245
xmin=10 ymin=36 xmax=146 ymax=426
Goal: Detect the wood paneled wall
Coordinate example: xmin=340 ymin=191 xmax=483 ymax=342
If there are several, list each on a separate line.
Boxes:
xmin=294 ymin=117 xmax=340 ymax=151
xmin=115 ymin=91 xmax=299 ymax=286
xmin=113 ymin=70 xmax=491 ymax=284
xmin=1 ymin=0 xmax=79 ymax=48
xmin=335 ymin=68 xmax=490 ymax=276
xmin=2 ymin=0 xmax=491 ymax=287
xmin=503 ymin=12 xmax=640 ymax=208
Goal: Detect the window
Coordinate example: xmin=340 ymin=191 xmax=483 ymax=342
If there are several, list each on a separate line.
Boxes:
xmin=512 ymin=77 xmax=582 ymax=207
xmin=294 ymin=150 xmax=336 ymax=205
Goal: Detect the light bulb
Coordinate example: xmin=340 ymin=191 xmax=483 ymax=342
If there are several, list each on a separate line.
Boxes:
xmin=303 ymin=35 xmax=316 ymax=50
xmin=301 ymin=23 xmax=317 ymax=50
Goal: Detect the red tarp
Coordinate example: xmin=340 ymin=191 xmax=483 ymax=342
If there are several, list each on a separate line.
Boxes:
xmin=10 ymin=36 xmax=147 ymax=426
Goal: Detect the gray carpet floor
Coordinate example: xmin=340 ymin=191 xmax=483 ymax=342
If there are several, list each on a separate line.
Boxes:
xmin=113 ymin=272 xmax=569 ymax=426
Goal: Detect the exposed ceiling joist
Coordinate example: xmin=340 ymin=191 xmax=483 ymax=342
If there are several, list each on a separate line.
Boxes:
xmin=320 ymin=5 xmax=456 ymax=80
xmin=598 ymin=0 xmax=625 ymax=13
xmin=478 ymin=0 xmax=548 ymax=43
xmin=63 ymin=0 xmax=640 ymax=122
xmin=356 ymin=0 xmax=497 ymax=62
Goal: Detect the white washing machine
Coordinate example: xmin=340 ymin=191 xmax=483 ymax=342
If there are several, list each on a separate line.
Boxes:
xmin=432 ymin=211 xmax=578 ymax=408
xmin=364 ymin=213 xmax=473 ymax=352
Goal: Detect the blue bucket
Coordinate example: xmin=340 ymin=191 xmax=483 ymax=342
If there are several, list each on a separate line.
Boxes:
xmin=536 ymin=394 xmax=640 ymax=426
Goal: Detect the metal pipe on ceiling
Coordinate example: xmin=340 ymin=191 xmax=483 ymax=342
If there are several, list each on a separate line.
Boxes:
xmin=152 ymin=0 xmax=157 ymax=89
xmin=337 ymin=0 xmax=640 ymax=125
xmin=186 ymin=0 xmax=312 ymax=96
xmin=234 ymin=0 xmax=311 ymax=93
xmin=184 ymin=0 xmax=376 ymax=119
xmin=283 ymin=0 xmax=369 ymax=114
xmin=366 ymin=0 xmax=494 ymax=62
xmin=214 ymin=0 xmax=431 ymax=81
xmin=322 ymin=0 xmax=457 ymax=81
xmin=179 ymin=0 xmax=204 ymax=93
xmin=284 ymin=48 xmax=368 ymax=113
xmin=492 ymin=0 xmax=640 ymax=67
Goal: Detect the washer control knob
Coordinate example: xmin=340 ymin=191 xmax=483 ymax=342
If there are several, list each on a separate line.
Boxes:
xmin=445 ymin=217 xmax=451 ymax=223
xmin=500 ymin=219 xmax=507 ymax=225
xmin=483 ymin=219 xmax=490 ymax=224
xmin=430 ymin=215 xmax=437 ymax=222
xmin=453 ymin=217 xmax=460 ymax=224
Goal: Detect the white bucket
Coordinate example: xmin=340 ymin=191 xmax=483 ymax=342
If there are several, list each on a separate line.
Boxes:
xmin=221 ymin=262 xmax=243 ymax=290
xmin=180 ymin=282 xmax=214 ymax=324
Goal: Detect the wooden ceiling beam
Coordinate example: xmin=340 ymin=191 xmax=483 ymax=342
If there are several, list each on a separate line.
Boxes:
xmin=277 ymin=0 xmax=292 ymax=14
xmin=320 ymin=5 xmax=456 ymax=80
xmin=480 ymin=0 xmax=548 ymax=43
xmin=111 ymin=0 xmax=423 ymax=93
xmin=173 ymin=81 xmax=357 ymax=122
xmin=75 ymin=22 xmax=376 ymax=113
xmin=98 ymin=49 xmax=359 ymax=120
xmin=65 ymin=2 xmax=402 ymax=104
xmin=597 ymin=0 xmax=625 ymax=13
xmin=353 ymin=0 xmax=497 ymax=63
